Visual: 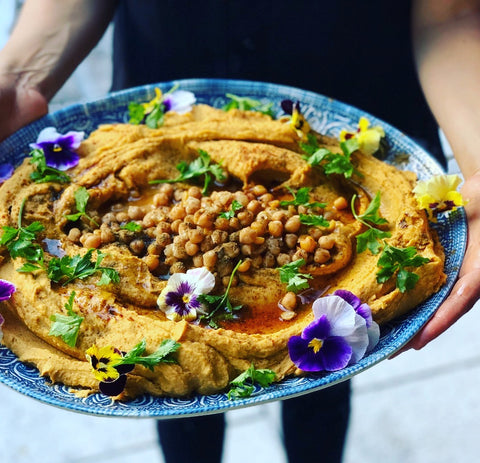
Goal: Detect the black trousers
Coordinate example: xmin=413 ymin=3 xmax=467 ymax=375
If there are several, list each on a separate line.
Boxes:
xmin=157 ymin=379 xmax=351 ymax=463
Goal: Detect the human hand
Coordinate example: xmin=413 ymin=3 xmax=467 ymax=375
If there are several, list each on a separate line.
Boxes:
xmin=0 ymin=75 xmax=48 ymax=142
xmin=395 ymin=171 xmax=480 ymax=354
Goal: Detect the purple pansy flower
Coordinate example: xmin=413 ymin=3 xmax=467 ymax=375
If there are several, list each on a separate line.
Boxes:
xmin=30 ymin=127 xmax=84 ymax=171
xmin=288 ymin=290 xmax=377 ymax=372
xmin=0 ymin=279 xmax=16 ymax=342
xmin=163 ymin=90 xmax=196 ymax=115
xmin=0 ymin=163 xmax=14 ymax=184
xmin=157 ymin=267 xmax=215 ymax=322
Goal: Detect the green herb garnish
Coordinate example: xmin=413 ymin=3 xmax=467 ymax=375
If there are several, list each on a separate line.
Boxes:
xmin=120 ymin=221 xmax=143 ymax=232
xmin=0 ymin=198 xmax=45 ymax=272
xmin=376 ymin=243 xmax=430 ymax=293
xmin=227 ymin=363 xmax=276 ymax=400
xmin=150 ymin=149 xmax=226 ymax=195
xmin=47 ymin=248 xmax=120 ymax=286
xmin=280 ymin=187 xmax=326 ymax=209
xmin=49 ymin=291 xmax=84 ymax=347
xmin=223 ymin=94 xmax=275 ymax=117
xmin=299 ymin=214 xmax=330 ymax=228
xmin=64 ymin=187 xmax=99 ymax=227
xmin=29 ymin=149 xmax=71 ymax=184
xmin=278 ymin=258 xmax=313 ymax=293
xmin=351 ymin=192 xmax=391 ymax=254
xmin=198 ymin=260 xmax=243 ymax=329
xmin=116 ymin=339 xmax=180 ymax=370
xmin=220 ymin=200 xmax=243 ymax=220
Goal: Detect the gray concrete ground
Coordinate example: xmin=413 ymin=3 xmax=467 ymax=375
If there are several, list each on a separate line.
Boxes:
xmin=1 ymin=5 xmax=479 ymax=462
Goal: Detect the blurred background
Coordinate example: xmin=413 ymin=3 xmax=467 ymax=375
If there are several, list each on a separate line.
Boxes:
xmin=1 ymin=1 xmax=480 ymax=462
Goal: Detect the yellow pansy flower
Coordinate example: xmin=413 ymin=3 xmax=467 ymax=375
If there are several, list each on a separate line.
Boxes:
xmin=340 ymin=117 xmax=385 ymax=155
xmin=85 ymin=345 xmax=123 ymax=382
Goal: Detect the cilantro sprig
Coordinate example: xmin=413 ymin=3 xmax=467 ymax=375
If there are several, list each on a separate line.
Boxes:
xmin=351 ymin=192 xmax=391 ymax=254
xmin=299 ymin=214 xmax=330 ymax=228
xmin=198 ymin=260 xmax=243 ymax=329
xmin=376 ymin=243 xmax=430 ymax=293
xmin=280 ymin=187 xmax=326 ymax=209
xmin=150 ymin=149 xmax=226 ymax=195
xmin=220 ymin=199 xmax=243 ymax=220
xmin=278 ymin=258 xmax=313 ymax=293
xmin=47 ymin=248 xmax=120 ymax=286
xmin=223 ymin=94 xmax=275 ymax=117
xmin=29 ymin=149 xmax=71 ymax=184
xmin=120 ymin=221 xmax=143 ymax=232
xmin=49 ymin=291 xmax=84 ymax=347
xmin=65 ymin=187 xmax=99 ymax=227
xmin=0 ymin=198 xmax=46 ymax=272
xmin=116 ymin=339 xmax=180 ymax=370
xmin=227 ymin=363 xmax=276 ymax=400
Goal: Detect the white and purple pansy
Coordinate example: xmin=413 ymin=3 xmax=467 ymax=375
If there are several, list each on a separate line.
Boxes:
xmin=288 ymin=290 xmax=379 ymax=372
xmin=163 ymin=89 xmax=196 ymax=115
xmin=157 ymin=267 xmax=215 ymax=322
xmin=29 ymin=127 xmax=84 ymax=171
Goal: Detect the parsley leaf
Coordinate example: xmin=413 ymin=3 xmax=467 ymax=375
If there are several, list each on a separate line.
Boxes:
xmin=280 ymin=187 xmax=326 ymax=209
xmin=299 ymin=214 xmax=330 ymax=228
xmin=355 ymin=227 xmax=391 ymax=254
xmin=198 ymin=260 xmax=243 ymax=329
xmin=222 ymin=94 xmax=275 ymax=117
xmin=117 ymin=339 xmax=180 ymax=370
xmin=0 ymin=199 xmax=45 ymax=271
xmin=376 ymin=243 xmax=430 ymax=292
xmin=278 ymin=258 xmax=313 ymax=293
xmin=150 ymin=149 xmax=226 ymax=195
xmin=120 ymin=221 xmax=143 ymax=232
xmin=49 ymin=291 xmax=84 ymax=347
xmin=64 ymin=187 xmax=99 ymax=227
xmin=220 ymin=199 xmax=243 ymax=220
xmin=29 ymin=149 xmax=71 ymax=184
xmin=353 ymin=192 xmax=388 ymax=226
xmin=47 ymin=249 xmax=120 ymax=286
xmin=227 ymin=363 xmax=276 ymax=400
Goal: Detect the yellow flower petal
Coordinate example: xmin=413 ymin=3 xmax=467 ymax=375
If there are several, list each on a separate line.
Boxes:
xmin=86 ymin=345 xmax=123 ymax=382
xmin=357 ymin=129 xmax=382 ymax=156
xmin=358 ymin=116 xmax=370 ymax=132
xmin=413 ymin=174 xmax=463 ymax=203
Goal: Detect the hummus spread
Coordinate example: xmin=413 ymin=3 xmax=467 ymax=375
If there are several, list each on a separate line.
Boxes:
xmin=0 ymin=104 xmax=446 ymax=398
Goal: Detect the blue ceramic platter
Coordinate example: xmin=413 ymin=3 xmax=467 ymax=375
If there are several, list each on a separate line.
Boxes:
xmin=0 ymin=79 xmax=466 ymax=417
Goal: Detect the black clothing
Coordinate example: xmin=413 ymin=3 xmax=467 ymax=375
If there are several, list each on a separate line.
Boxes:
xmin=112 ymin=0 xmax=444 ymax=165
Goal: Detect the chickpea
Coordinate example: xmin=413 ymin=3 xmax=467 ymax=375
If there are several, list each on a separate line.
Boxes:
xmin=159 ymin=183 xmax=174 ymax=198
xmin=185 ymin=241 xmax=199 ymax=256
xmin=333 ymin=196 xmax=348 ymax=210
xmin=102 ymin=212 xmax=116 ymax=225
xmin=280 ymin=310 xmax=297 ymax=321
xmin=276 ymin=253 xmax=291 ymax=267
xmin=259 ymin=193 xmax=274 ymax=203
xmin=156 ymin=232 xmax=171 ymax=248
xmin=271 ymin=210 xmax=286 ymax=222
xmin=241 ymin=244 xmax=253 ymax=256
xmin=281 ymin=292 xmax=298 ymax=311
xmin=100 ymin=226 xmax=115 ymax=244
xmin=237 ymin=259 xmax=252 ymax=272
xmin=67 ymin=227 xmax=82 ymax=243
xmin=239 ymin=227 xmax=258 ymax=244
xmin=234 ymin=191 xmax=249 ymax=206
xmin=237 ymin=210 xmax=254 ymax=227
xmin=188 ymin=227 xmax=205 ymax=244
xmin=170 ymin=262 xmax=186 ymax=274
xmin=128 ymin=205 xmax=145 ymax=220
xmin=196 ymin=211 xmax=215 ymax=229
xmin=292 ymin=249 xmax=308 ymax=262
xmin=203 ymin=250 xmax=217 ymax=269
xmin=299 ymin=235 xmax=317 ymax=253
xmin=250 ymin=220 xmax=267 ymax=235
xmin=192 ymin=254 xmax=204 ymax=267
xmin=83 ymin=233 xmax=102 ymax=249
xmin=200 ymin=236 xmax=214 ymax=252
xmin=172 ymin=243 xmax=188 ymax=259
xmin=147 ymin=242 xmax=163 ymax=255
xmin=156 ymin=221 xmax=171 ymax=234
xmin=169 ymin=205 xmax=186 ymax=221
xmin=263 ymin=252 xmax=276 ymax=268
xmin=246 ymin=200 xmax=262 ymax=215
xmin=143 ymin=255 xmax=160 ymax=272
xmin=130 ymin=239 xmax=145 ymax=255
xmin=170 ymin=219 xmax=182 ymax=234
xmin=285 ymin=233 xmax=298 ymax=249
xmin=284 ymin=215 xmax=301 ymax=233
xmin=268 ymin=220 xmax=284 ymax=237
xmin=252 ymin=185 xmax=267 ymax=196
xmin=185 ymin=196 xmax=201 ymax=215
xmin=314 ymin=248 xmax=331 ymax=264
xmin=187 ymin=186 xmax=203 ymax=199
xmin=215 ymin=217 xmax=230 ymax=231
xmin=229 ymin=217 xmax=241 ymax=230
xmin=153 ymin=193 xmax=170 ymax=207
xmin=116 ymin=211 xmax=129 ymax=223
xmin=319 ymin=234 xmax=336 ymax=250
xmin=211 ymin=229 xmax=228 ymax=245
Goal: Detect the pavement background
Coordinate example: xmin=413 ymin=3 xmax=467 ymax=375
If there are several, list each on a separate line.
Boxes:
xmin=1 ymin=3 xmax=479 ymax=462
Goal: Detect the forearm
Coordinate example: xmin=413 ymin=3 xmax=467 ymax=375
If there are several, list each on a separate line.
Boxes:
xmin=413 ymin=0 xmax=480 ymax=177
xmin=0 ymin=0 xmax=117 ymax=101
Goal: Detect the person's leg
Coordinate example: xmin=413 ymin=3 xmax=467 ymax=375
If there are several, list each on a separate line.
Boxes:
xmin=156 ymin=413 xmax=225 ymax=463
xmin=281 ymin=380 xmax=351 ymax=463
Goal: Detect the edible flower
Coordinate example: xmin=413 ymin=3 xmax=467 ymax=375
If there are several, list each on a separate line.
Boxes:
xmin=339 ymin=117 xmax=385 ymax=156
xmin=281 ymin=99 xmax=311 ymax=139
xmin=413 ymin=174 xmax=465 ymax=221
xmin=288 ymin=290 xmax=378 ymax=372
xmin=0 ymin=163 xmax=14 ymax=184
xmin=129 ymin=87 xmax=196 ymax=128
xmin=0 ymin=313 xmax=4 ymax=343
xmin=0 ymin=279 xmax=15 ymax=342
xmin=29 ymin=127 xmax=84 ymax=171
xmin=85 ymin=345 xmax=134 ymax=396
xmin=157 ymin=267 xmax=216 ymax=322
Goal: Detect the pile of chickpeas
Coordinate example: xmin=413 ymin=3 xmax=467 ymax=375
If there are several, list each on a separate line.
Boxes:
xmin=66 ymin=182 xmax=348 ymax=305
